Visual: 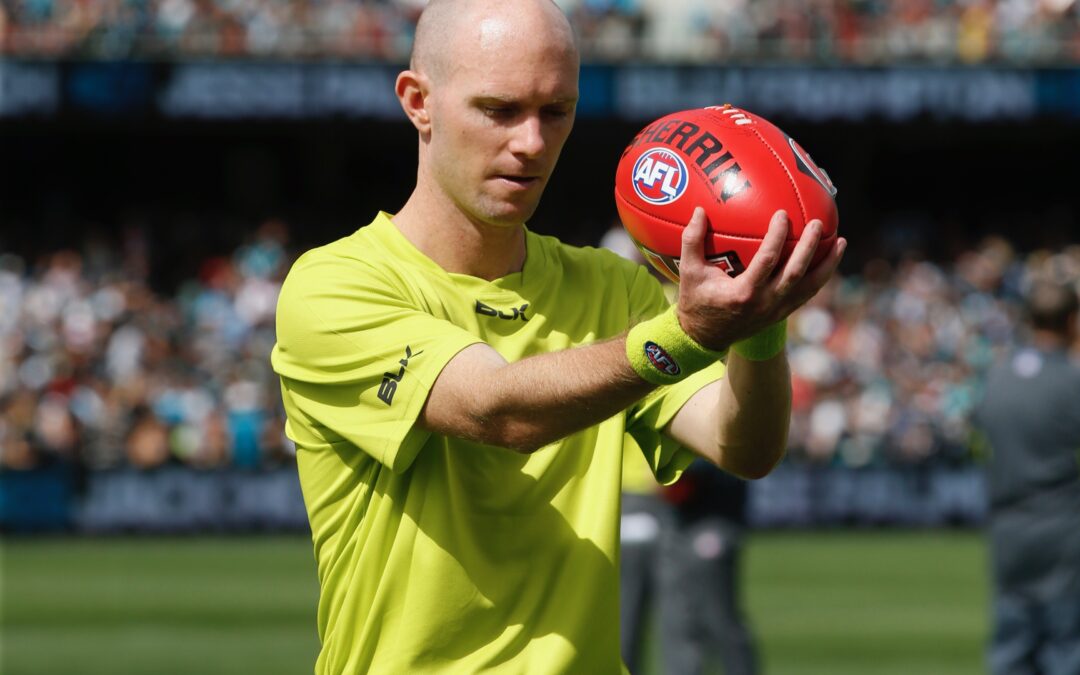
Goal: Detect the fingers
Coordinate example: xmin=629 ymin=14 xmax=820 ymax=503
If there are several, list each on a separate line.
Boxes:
xmin=679 ymin=207 xmax=708 ymax=278
xmin=742 ymin=210 xmax=789 ymax=287
xmin=775 ymin=219 xmax=823 ymax=296
xmin=787 ymin=235 xmax=847 ymax=309
xmin=805 ymin=235 xmax=847 ymax=291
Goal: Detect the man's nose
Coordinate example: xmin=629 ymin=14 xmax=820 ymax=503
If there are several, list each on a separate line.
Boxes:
xmin=508 ymin=115 xmax=545 ymax=158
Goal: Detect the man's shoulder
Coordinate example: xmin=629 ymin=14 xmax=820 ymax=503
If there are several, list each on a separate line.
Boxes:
xmin=288 ymin=238 xmax=346 ymax=272
xmin=275 ymin=224 xmax=417 ymax=331
xmin=286 ymin=223 xmax=395 ymax=283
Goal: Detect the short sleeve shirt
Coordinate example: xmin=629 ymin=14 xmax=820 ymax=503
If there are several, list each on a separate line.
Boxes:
xmin=271 ymin=213 xmax=724 ymax=674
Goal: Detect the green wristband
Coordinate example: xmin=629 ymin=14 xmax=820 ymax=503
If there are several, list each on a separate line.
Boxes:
xmin=626 ymin=305 xmax=726 ymax=385
xmin=731 ymin=320 xmax=788 ymax=361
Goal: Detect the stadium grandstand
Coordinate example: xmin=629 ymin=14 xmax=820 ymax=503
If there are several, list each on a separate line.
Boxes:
xmin=4 ymin=226 xmax=1079 ymax=474
xmin=1 ymin=0 xmax=1079 ymax=64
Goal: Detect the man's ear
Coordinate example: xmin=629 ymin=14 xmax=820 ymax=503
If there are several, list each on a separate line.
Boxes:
xmin=396 ymin=70 xmax=432 ymax=134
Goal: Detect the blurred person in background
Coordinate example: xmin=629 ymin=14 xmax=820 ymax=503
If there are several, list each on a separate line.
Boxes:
xmin=619 ymin=454 xmax=761 ymax=675
xmin=619 ymin=440 xmax=670 ymax=674
xmin=974 ymin=279 xmax=1080 ymax=675
xmin=658 ymin=459 xmax=758 ymax=675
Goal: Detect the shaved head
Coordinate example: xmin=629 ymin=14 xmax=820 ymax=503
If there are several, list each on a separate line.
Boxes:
xmin=411 ymin=0 xmax=578 ymax=83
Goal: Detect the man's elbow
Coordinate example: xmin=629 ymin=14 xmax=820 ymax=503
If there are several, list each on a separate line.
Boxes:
xmin=493 ymin=425 xmax=548 ymax=454
xmin=731 ymin=455 xmax=783 ymax=480
xmin=717 ymin=443 xmax=786 ymax=480
xmin=468 ymin=413 xmax=551 ymax=454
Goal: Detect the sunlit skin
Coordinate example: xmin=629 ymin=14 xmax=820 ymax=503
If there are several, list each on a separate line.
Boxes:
xmin=393 ymin=0 xmax=579 ymax=280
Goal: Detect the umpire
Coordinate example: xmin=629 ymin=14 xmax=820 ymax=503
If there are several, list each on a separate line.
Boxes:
xmin=974 ymin=279 xmax=1080 ymax=675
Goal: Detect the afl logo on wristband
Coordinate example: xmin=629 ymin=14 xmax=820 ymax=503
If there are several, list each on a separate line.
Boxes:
xmin=644 ymin=341 xmax=681 ymax=376
xmin=632 ymin=148 xmax=688 ymax=205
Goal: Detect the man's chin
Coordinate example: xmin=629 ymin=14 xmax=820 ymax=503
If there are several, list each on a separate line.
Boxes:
xmin=474 ymin=200 xmax=541 ymax=228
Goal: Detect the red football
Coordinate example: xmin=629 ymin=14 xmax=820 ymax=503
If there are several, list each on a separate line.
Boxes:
xmin=615 ymin=104 xmax=838 ymax=283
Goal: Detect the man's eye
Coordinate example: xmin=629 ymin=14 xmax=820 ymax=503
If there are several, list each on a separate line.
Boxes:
xmin=543 ymin=108 xmax=572 ymax=120
xmin=483 ymin=106 xmax=515 ymax=118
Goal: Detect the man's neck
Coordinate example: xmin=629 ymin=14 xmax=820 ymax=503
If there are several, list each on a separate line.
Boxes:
xmin=392 ymin=188 xmax=527 ymax=281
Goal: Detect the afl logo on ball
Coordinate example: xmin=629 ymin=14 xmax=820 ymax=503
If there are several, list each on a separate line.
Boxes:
xmin=644 ymin=341 xmax=681 ymax=376
xmin=631 ymin=148 xmax=688 ymax=205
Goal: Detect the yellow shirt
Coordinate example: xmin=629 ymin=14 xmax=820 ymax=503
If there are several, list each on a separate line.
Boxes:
xmin=271 ymin=213 xmax=724 ymax=674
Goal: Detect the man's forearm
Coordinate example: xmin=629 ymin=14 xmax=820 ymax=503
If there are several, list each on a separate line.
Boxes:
xmin=713 ymin=352 xmax=792 ymax=477
xmin=419 ymin=338 xmax=657 ymax=453
xmin=664 ymin=351 xmax=791 ymax=478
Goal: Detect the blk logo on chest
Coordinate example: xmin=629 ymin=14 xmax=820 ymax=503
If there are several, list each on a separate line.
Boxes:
xmin=378 ymin=345 xmax=422 ymax=406
xmin=475 ymin=300 xmax=529 ymax=322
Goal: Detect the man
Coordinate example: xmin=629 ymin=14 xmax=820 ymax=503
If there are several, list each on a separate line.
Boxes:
xmin=271 ymin=0 xmax=845 ymax=672
xmin=974 ymin=280 xmax=1080 ymax=675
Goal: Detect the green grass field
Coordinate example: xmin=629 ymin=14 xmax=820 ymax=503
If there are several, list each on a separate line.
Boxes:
xmin=1 ymin=531 xmax=989 ymax=675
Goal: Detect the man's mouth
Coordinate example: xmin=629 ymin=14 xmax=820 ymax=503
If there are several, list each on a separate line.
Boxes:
xmin=496 ymin=175 xmax=540 ymax=187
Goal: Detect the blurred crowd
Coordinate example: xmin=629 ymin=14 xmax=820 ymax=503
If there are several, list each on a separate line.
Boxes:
xmin=0 ymin=220 xmax=294 ymax=471
xmin=784 ymin=238 xmax=1080 ymax=468
xmin=2 ymin=0 xmax=1079 ymax=64
xmin=3 ymin=215 xmax=1079 ymax=472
